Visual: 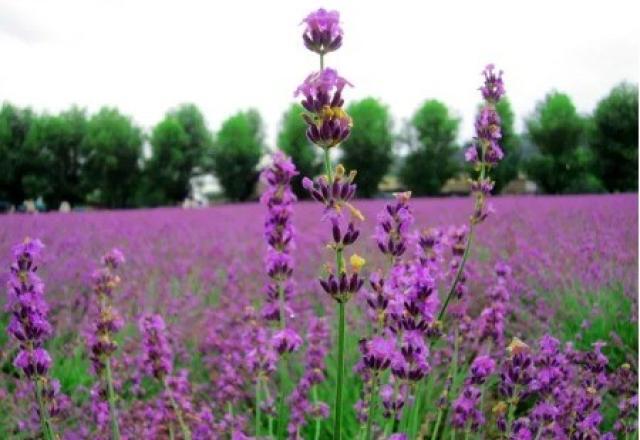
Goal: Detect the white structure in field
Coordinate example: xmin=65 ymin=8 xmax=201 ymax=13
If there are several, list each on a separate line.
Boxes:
xmin=189 ymin=173 xmax=221 ymax=205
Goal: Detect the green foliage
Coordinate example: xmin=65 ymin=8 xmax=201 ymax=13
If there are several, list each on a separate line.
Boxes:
xmin=143 ymin=104 xmax=213 ymax=206
xmin=81 ymin=108 xmax=144 ymax=208
xmin=492 ymin=98 xmax=522 ymax=193
xmin=589 ymin=82 xmax=639 ymax=192
xmin=277 ymin=103 xmax=321 ymax=198
xmin=341 ymin=98 xmax=394 ymax=198
xmin=0 ymin=103 xmax=35 ymax=205
xmin=555 ymin=285 xmax=637 ymax=369
xmin=400 ymin=100 xmax=460 ymax=196
xmin=23 ymin=107 xmax=88 ymax=208
xmin=525 ymin=91 xmax=603 ymax=193
xmin=213 ymin=109 xmax=265 ymax=201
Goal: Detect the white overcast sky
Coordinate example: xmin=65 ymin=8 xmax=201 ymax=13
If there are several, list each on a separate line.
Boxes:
xmin=0 ymin=0 xmax=638 ymax=146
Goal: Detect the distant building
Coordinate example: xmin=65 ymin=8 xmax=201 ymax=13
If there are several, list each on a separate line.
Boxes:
xmin=189 ymin=173 xmax=222 ymax=204
xmin=501 ymin=173 xmax=538 ymax=195
xmin=441 ymin=173 xmax=471 ymax=196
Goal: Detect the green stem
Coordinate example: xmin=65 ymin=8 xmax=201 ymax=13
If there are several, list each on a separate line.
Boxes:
xmin=165 ymin=379 xmax=192 ymax=440
xmin=34 ymin=378 xmax=54 ymax=440
xmin=365 ymin=373 xmax=380 ymax=440
xmin=505 ymin=386 xmax=519 ymax=437
xmin=320 ymin=53 xmax=325 ymax=70
xmin=263 ymin=379 xmax=275 ymax=438
xmin=438 ymin=225 xmax=475 ymax=321
xmin=464 ymin=427 xmax=471 ymax=440
xmin=409 ymin=380 xmax=425 ymax=439
xmin=312 ymin=386 xmax=321 ymax=440
xmin=324 ymin=148 xmax=333 ymax=182
xmin=105 ymin=358 xmax=121 ymax=440
xmin=334 ymin=301 xmax=346 ymax=440
xmin=255 ymin=377 xmax=262 ymax=437
xmin=430 ymin=409 xmax=443 ymax=440
xmin=278 ymin=283 xmax=286 ymax=329
xmin=277 ymin=356 xmax=289 ymax=439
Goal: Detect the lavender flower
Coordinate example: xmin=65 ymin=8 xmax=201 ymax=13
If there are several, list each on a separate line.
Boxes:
xmin=260 ymin=152 xmax=297 ymax=323
xmin=301 ymin=8 xmax=343 ymax=55
xmin=374 ymin=192 xmax=413 ymax=258
xmin=271 ymin=328 xmax=303 ymax=354
xmin=139 ymin=313 xmax=173 ymax=380
xmin=6 ymin=238 xmax=59 ymax=439
xmin=296 ymin=69 xmax=353 ymax=148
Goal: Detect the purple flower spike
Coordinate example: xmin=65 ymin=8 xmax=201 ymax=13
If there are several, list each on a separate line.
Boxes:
xmin=139 ymin=313 xmax=173 ymax=379
xmin=302 ymin=9 xmax=343 ymax=55
xmin=480 ymin=64 xmax=505 ymax=102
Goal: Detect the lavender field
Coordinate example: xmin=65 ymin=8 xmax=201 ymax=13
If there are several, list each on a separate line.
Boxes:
xmin=1 ymin=4 xmax=638 ymax=439
xmin=1 ymin=193 xmax=637 ymax=439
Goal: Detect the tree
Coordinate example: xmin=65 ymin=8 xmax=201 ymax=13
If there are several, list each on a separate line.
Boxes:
xmin=23 ymin=107 xmax=88 ymax=208
xmin=213 ymin=109 xmax=265 ymax=201
xmin=400 ymin=100 xmax=460 ymax=196
xmin=145 ymin=117 xmax=191 ymax=205
xmin=341 ymin=98 xmax=394 ymax=198
xmin=277 ymin=103 xmax=321 ymax=198
xmin=492 ymin=98 xmax=521 ymax=193
xmin=144 ymin=104 xmax=213 ymax=206
xmin=81 ymin=108 xmax=144 ymax=208
xmin=0 ymin=103 xmax=35 ymax=205
xmin=525 ymin=91 xmax=602 ymax=193
xmin=589 ymin=82 xmax=638 ymax=192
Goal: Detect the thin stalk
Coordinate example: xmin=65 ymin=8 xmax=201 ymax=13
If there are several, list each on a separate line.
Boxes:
xmin=320 ymin=53 xmax=324 ymax=70
xmin=276 ymin=357 xmax=289 ymax=439
xmin=333 ymin=301 xmax=346 ymax=440
xmin=430 ymin=409 xmax=443 ymax=440
xmin=312 ymin=386 xmax=321 ymax=440
xmin=365 ymin=373 xmax=380 ymax=440
xmin=409 ymin=379 xmax=425 ymax=439
xmin=34 ymin=378 xmax=54 ymax=440
xmin=533 ymin=427 xmax=542 ymax=440
xmin=323 ymin=146 xmax=346 ymax=440
xmin=464 ymin=427 xmax=471 ymax=440
xmin=324 ymin=148 xmax=333 ymax=182
xmin=165 ymin=380 xmax=192 ymax=440
xmin=255 ymin=377 xmax=262 ymax=437
xmin=262 ymin=379 xmax=275 ymax=437
xmin=438 ymin=146 xmax=488 ymax=322
xmin=104 ymin=358 xmax=121 ymax=440
xmin=278 ymin=284 xmax=287 ymax=329
xmin=437 ymin=226 xmax=475 ymax=321
xmin=169 ymin=422 xmax=175 ymax=440
xmin=505 ymin=385 xmax=519 ymax=437
xmin=276 ymin=279 xmax=288 ymax=438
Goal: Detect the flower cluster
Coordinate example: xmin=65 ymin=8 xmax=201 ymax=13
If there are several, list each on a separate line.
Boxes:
xmin=87 ymin=249 xmax=125 ymax=374
xmin=139 ymin=313 xmax=173 ymax=380
xmin=301 ymin=8 xmax=343 ymax=55
xmin=464 ymin=64 xmax=505 ymax=224
xmin=260 ymin=152 xmax=298 ymax=323
xmin=6 ymin=238 xmax=64 ymax=436
xmin=296 ymin=69 xmax=353 ymax=149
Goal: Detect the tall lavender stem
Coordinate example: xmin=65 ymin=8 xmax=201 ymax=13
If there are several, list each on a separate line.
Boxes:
xmin=438 ymin=64 xmax=506 ymax=321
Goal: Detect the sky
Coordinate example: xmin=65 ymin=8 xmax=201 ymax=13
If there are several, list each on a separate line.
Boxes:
xmin=0 ymin=0 xmax=638 ymax=146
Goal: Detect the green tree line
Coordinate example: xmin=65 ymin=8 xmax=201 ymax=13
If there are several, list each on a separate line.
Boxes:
xmin=0 ymin=82 xmax=636 ymax=209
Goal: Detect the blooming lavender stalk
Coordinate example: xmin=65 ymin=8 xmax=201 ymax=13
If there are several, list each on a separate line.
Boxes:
xmin=298 ymin=9 xmax=361 ymax=439
xmin=260 ymin=152 xmax=304 ymax=438
xmin=86 ymin=248 xmax=125 ymax=440
xmin=438 ymin=64 xmax=505 ymax=321
xmin=6 ymin=238 xmax=57 ymax=440
xmin=139 ymin=313 xmax=192 ymax=440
